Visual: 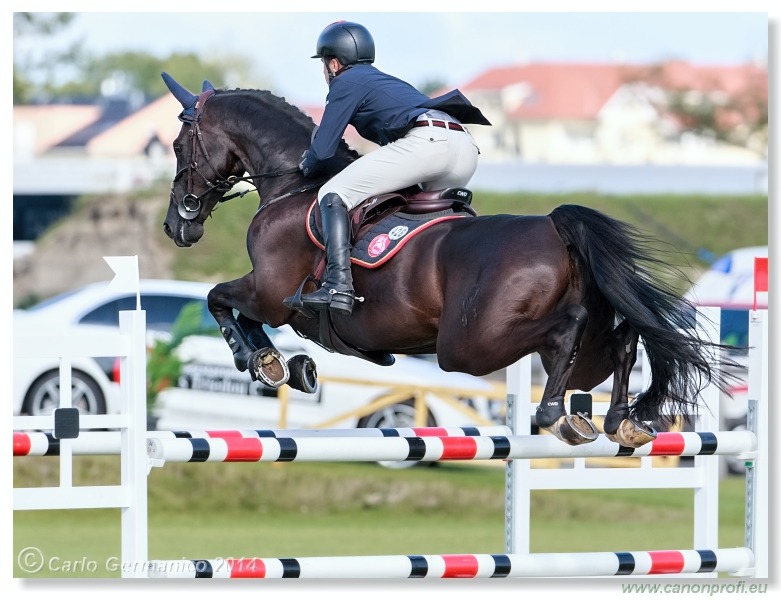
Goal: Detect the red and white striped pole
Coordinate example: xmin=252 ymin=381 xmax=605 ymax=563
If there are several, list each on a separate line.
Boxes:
xmin=145 ymin=547 xmax=753 ymax=579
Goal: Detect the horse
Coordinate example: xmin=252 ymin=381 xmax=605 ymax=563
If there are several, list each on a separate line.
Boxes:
xmin=160 ymin=72 xmax=735 ymax=449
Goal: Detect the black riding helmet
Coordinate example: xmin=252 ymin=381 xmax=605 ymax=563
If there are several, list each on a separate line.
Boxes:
xmin=312 ymin=21 xmax=375 ymax=65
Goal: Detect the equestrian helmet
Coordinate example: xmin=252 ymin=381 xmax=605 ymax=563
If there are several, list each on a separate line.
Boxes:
xmin=312 ymin=21 xmax=375 ymax=65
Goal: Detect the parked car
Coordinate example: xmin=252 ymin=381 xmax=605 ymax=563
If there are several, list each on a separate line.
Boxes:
xmin=157 ymin=328 xmax=500 ymax=433
xmin=684 ymin=245 xmax=768 ymax=347
xmin=13 ymin=280 xmax=501 ymax=449
xmin=13 ymin=279 xmax=217 ymax=418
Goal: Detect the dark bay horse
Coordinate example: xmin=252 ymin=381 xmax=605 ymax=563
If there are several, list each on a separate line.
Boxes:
xmin=160 ymin=73 xmax=734 ymax=448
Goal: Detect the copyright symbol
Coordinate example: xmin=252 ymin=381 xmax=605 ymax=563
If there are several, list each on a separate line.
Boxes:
xmin=18 ymin=546 xmax=45 ymax=574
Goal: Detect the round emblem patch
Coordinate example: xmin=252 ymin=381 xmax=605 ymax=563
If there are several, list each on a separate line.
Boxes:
xmin=368 ymin=234 xmax=392 ymax=258
xmin=388 ymin=225 xmax=409 ymax=241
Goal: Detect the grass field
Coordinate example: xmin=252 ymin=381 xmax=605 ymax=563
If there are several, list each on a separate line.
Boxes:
xmin=13 ymin=457 xmax=747 ymax=579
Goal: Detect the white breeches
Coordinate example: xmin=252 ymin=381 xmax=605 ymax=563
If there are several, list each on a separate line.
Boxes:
xmin=317 ymin=123 xmax=480 ymax=209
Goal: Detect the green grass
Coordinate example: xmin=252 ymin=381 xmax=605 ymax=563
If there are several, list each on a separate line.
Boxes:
xmin=469 ymin=191 xmax=768 ymax=267
xmin=13 ymin=457 xmax=747 ymax=578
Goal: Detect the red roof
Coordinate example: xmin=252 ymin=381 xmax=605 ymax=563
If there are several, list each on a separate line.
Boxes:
xmin=622 ymin=61 xmax=768 ymax=130
xmin=624 ymin=60 xmax=768 ymax=96
xmin=461 ymin=62 xmax=629 ymax=120
xmin=459 ymin=61 xmax=767 ymax=121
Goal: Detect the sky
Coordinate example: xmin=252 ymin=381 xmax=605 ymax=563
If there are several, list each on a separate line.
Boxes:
xmin=9 ymin=5 xmax=772 ymax=107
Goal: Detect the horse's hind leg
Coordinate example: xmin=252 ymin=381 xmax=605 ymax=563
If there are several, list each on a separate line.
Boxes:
xmin=603 ymin=321 xmax=657 ymax=448
xmin=536 ymin=304 xmax=600 ymax=445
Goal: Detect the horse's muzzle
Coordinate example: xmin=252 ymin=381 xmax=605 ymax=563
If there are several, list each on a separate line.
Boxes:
xmin=163 ymin=219 xmax=204 ymax=247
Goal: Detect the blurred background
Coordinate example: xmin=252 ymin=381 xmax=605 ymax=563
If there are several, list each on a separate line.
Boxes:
xmin=11 ymin=9 xmax=772 ymax=579
xmin=13 ymin=11 xmax=768 ymax=270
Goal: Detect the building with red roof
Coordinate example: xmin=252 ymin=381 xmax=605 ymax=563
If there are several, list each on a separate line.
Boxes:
xmin=457 ymin=60 xmax=766 ymax=164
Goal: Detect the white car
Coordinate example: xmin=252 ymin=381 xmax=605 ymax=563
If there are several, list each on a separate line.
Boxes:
xmin=157 ymin=329 xmax=501 ymax=434
xmin=13 ymin=279 xmax=218 ymax=418
xmin=685 ymin=245 xmax=768 ymax=348
xmin=13 ymin=280 xmax=501 ymax=439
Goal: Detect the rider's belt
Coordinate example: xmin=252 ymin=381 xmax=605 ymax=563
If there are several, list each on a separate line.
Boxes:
xmin=413 ymin=119 xmax=465 ymax=132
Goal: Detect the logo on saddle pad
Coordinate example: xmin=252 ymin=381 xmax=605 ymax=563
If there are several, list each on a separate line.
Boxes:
xmin=306 ymin=200 xmax=469 ymax=268
xmin=368 ymin=234 xmax=392 ymax=258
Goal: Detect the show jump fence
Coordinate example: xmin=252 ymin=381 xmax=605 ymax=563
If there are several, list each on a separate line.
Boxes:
xmin=13 ymin=256 xmax=769 ymax=579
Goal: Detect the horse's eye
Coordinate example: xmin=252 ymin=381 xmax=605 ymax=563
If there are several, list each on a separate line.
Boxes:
xmin=173 ymin=144 xmax=182 ymax=153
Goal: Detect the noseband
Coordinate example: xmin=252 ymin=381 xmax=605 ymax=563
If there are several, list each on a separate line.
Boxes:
xmin=171 ymin=89 xmax=300 ymax=221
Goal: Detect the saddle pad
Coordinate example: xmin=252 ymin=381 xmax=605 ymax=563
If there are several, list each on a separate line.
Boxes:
xmin=306 ymin=200 xmax=469 ymax=268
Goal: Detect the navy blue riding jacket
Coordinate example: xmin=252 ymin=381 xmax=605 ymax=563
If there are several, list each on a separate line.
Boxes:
xmin=301 ymin=64 xmax=489 ymax=177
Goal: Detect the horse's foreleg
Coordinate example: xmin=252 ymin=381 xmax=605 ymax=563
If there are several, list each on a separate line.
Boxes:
xmin=207 ymin=283 xmax=290 ymax=388
xmin=603 ymin=321 xmax=657 ymax=448
xmin=236 ymin=314 xmax=290 ymax=388
xmin=536 ymin=304 xmax=600 ymax=445
xmin=237 ymin=314 xmax=317 ymax=393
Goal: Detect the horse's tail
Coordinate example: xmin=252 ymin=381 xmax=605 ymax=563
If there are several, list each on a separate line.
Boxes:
xmin=549 ymin=204 xmax=735 ymax=423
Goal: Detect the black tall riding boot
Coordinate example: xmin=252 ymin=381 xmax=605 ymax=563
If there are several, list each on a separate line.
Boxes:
xmin=300 ymin=193 xmax=355 ymax=316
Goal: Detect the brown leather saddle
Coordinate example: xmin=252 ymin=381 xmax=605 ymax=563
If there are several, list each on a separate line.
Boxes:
xmin=347 ymin=185 xmax=475 ymax=236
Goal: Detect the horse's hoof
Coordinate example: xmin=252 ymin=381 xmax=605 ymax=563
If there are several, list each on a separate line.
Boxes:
xmin=544 ymin=414 xmax=600 ymax=446
xmin=249 ymin=347 xmax=290 ymax=388
xmin=604 ymin=418 xmax=657 ymax=448
xmin=287 ymin=354 xmax=318 ymax=394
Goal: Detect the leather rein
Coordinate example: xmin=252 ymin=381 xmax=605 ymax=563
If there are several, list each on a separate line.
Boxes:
xmin=172 ymin=89 xmax=320 ymax=221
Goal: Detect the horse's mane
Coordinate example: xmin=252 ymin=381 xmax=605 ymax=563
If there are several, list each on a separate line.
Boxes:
xmin=222 ymin=87 xmax=317 ymax=129
xmin=215 ymin=88 xmax=361 ymax=170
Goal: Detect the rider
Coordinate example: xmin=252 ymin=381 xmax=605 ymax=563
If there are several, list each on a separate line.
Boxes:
xmin=298 ymin=20 xmax=491 ymax=317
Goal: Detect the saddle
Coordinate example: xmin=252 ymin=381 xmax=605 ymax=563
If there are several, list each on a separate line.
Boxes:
xmin=347 ymin=185 xmax=475 ymax=234
xmin=286 ymin=186 xmax=476 ymax=367
xmin=310 ymin=186 xmax=476 ymax=270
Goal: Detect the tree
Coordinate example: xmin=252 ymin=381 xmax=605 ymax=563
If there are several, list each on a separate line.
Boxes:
xmin=13 ymin=12 xmax=260 ymax=104
xmin=48 ymin=51 xmax=253 ymax=100
xmin=146 ymin=301 xmax=217 ymax=413
xmin=13 ymin=12 xmax=82 ymax=104
xmin=418 ymin=77 xmax=449 ymax=97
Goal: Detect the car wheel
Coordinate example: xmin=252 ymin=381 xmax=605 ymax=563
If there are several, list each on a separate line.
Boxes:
xmin=357 ymin=398 xmax=437 ymax=470
xmin=23 ymin=370 xmax=107 ymax=417
xmin=725 ymin=423 xmax=748 ymax=476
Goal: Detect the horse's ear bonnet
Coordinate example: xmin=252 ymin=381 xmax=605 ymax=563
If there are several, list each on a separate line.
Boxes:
xmin=161 ymin=72 xmax=198 ymax=119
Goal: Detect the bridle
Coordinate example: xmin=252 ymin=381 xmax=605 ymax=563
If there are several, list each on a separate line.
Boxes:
xmin=171 ymin=89 xmax=305 ymax=221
